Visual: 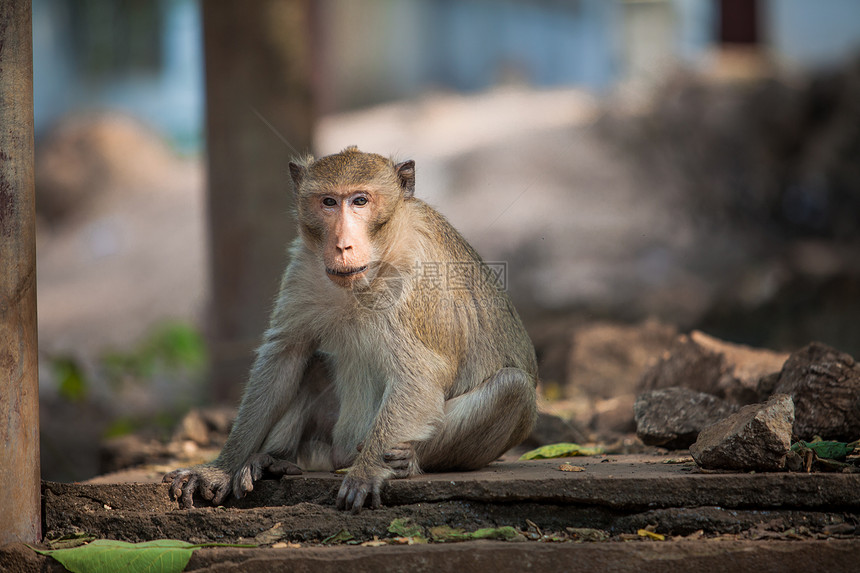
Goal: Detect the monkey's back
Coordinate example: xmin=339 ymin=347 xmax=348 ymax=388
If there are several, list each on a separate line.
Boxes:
xmin=402 ymin=200 xmax=538 ymax=395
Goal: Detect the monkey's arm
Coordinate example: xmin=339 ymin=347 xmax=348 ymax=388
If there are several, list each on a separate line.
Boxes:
xmin=163 ymin=337 xmax=313 ymax=508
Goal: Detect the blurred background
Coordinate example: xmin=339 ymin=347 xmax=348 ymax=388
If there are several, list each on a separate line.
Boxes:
xmin=30 ymin=0 xmax=860 ymax=481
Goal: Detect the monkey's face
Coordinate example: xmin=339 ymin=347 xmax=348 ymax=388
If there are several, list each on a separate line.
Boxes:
xmin=316 ymin=189 xmax=376 ymax=288
xmin=289 ymin=147 xmax=416 ymax=289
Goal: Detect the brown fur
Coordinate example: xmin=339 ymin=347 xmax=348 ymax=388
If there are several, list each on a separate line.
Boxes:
xmin=164 ymin=147 xmax=538 ymax=512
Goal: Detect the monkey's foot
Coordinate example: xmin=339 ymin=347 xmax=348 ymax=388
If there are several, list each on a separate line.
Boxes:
xmin=336 ymin=465 xmax=389 ymax=514
xmin=163 ymin=464 xmax=232 ymax=509
xmin=233 ymin=453 xmax=302 ymax=499
xmin=383 ymin=442 xmax=419 ymax=478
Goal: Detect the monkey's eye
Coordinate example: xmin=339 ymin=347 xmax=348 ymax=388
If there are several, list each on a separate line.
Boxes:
xmin=322 ymin=197 xmax=337 ymax=207
xmin=353 ymin=196 xmax=368 ymax=206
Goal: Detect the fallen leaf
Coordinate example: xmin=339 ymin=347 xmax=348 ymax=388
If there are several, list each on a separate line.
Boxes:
xmin=637 ymin=529 xmax=665 ymax=541
xmin=387 ymin=518 xmax=426 ymax=541
xmin=45 ymin=532 xmax=97 ymax=550
xmin=558 ymin=463 xmax=585 ymax=472
xmin=34 ymin=539 xmax=197 ymax=573
xmin=321 ymin=530 xmax=354 ymax=544
xmin=791 ymin=440 xmax=852 ymax=460
xmin=662 ymin=457 xmax=693 ymax=464
xmin=254 ymin=522 xmax=286 ymax=546
xmin=565 ymin=527 xmax=609 ymax=542
xmin=360 ymin=536 xmax=388 ymax=547
xmin=519 ymin=443 xmax=604 ymax=460
xmin=429 ymin=525 xmax=524 ymax=542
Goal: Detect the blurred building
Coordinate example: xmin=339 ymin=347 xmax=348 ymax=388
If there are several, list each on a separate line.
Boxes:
xmin=32 ymin=0 xmax=860 ymax=150
xmin=33 ymin=0 xmax=203 ymax=150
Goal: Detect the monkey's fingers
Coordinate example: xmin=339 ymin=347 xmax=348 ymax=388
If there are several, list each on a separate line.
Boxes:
xmin=370 ymin=482 xmax=382 ymax=510
xmin=347 ymin=484 xmax=369 ymax=514
xmin=179 ymin=475 xmax=199 ymax=509
xmin=233 ymin=467 xmax=253 ymax=499
xmin=382 ymin=443 xmax=412 ymax=461
xmin=212 ymin=481 xmax=231 ymax=506
xmin=167 ymin=472 xmax=190 ymax=501
xmin=336 ymin=477 xmax=365 ymax=513
xmin=383 ymin=443 xmax=416 ymax=477
xmin=268 ymin=459 xmax=303 ymax=476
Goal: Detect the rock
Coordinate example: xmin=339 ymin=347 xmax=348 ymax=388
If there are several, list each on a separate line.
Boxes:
xmin=171 ymin=406 xmax=235 ymax=447
xmin=634 ymin=388 xmax=739 ymax=449
xmin=99 ymin=435 xmax=171 ymax=474
xmin=523 ymin=412 xmax=589 ymax=448
xmin=173 ymin=409 xmax=210 ymax=446
xmin=35 ymin=112 xmax=176 ymax=225
xmin=771 ymin=342 xmax=860 ymax=441
xmin=590 ymin=394 xmax=637 ymax=436
xmin=690 ymin=394 xmax=795 ymax=471
xmin=638 ymin=331 xmax=789 ymax=405
xmin=568 ymin=320 xmax=677 ymax=400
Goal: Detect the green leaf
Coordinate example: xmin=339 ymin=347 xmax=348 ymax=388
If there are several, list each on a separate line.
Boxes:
xmin=34 ymin=539 xmax=196 ymax=573
xmin=519 ymin=443 xmax=604 ymax=460
xmin=387 ymin=518 xmax=425 ymax=539
xmin=428 ymin=526 xmax=469 ymax=542
xmin=321 ymin=530 xmax=354 ymax=545
xmin=428 ymin=525 xmax=523 ymax=543
xmin=791 ymin=440 xmax=853 ymax=460
xmin=468 ymin=526 xmax=523 ymax=541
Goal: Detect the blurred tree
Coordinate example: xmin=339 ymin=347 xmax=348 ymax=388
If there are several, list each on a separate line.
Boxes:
xmin=203 ymin=0 xmax=315 ymax=402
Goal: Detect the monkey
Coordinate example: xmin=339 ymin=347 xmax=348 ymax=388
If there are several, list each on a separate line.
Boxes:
xmin=164 ymin=146 xmax=538 ymax=513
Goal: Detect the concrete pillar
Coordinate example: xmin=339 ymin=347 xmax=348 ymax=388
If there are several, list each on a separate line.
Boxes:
xmin=0 ymin=0 xmax=41 ymax=545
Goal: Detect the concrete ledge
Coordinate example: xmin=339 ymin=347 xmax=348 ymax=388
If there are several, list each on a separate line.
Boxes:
xmin=50 ymin=456 xmax=860 ymax=511
xmin=4 ymin=540 xmax=858 ymax=573
xmin=41 ymin=455 xmax=860 ymax=545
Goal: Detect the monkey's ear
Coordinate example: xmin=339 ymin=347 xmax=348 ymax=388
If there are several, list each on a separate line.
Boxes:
xmin=395 ymin=160 xmax=415 ymax=198
xmin=289 ymin=162 xmax=305 ymax=193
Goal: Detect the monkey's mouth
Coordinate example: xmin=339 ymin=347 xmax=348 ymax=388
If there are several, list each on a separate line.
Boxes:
xmin=326 ymin=265 xmax=368 ymax=278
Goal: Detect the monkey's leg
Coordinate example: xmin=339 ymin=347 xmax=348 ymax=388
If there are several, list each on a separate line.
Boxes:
xmin=416 ymin=367 xmax=536 ymax=472
xmin=164 ymin=344 xmax=319 ymax=507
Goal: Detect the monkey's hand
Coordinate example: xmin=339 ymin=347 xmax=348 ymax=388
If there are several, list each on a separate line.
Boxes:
xmin=163 ymin=464 xmax=232 ymax=509
xmin=232 ymin=453 xmax=303 ymax=499
xmin=383 ymin=442 xmax=420 ymax=478
xmin=163 ymin=454 xmax=302 ymax=508
xmin=336 ymin=464 xmax=392 ymax=514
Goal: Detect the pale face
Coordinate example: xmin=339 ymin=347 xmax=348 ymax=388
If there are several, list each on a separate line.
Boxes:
xmin=316 ymin=188 xmax=375 ymax=288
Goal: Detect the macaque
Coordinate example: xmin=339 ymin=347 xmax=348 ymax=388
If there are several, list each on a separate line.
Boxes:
xmin=164 ymin=147 xmax=538 ymax=513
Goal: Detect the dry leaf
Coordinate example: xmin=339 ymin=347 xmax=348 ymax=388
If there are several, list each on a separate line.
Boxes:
xmin=559 ymin=463 xmax=585 ymax=472
xmin=637 ymin=529 xmax=665 ymax=541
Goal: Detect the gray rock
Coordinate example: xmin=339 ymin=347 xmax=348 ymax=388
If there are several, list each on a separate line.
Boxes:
xmin=690 ymin=394 xmax=795 ymax=471
xmin=638 ymin=331 xmax=788 ymax=405
xmin=634 ymin=387 xmax=738 ymax=449
xmin=523 ymin=412 xmax=589 ymax=448
xmin=771 ymin=342 xmax=860 ymax=441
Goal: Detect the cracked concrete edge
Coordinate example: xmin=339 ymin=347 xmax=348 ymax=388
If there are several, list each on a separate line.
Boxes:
xmin=3 ymin=540 xmax=857 ymax=573
xmin=44 ymin=459 xmax=860 ymax=513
